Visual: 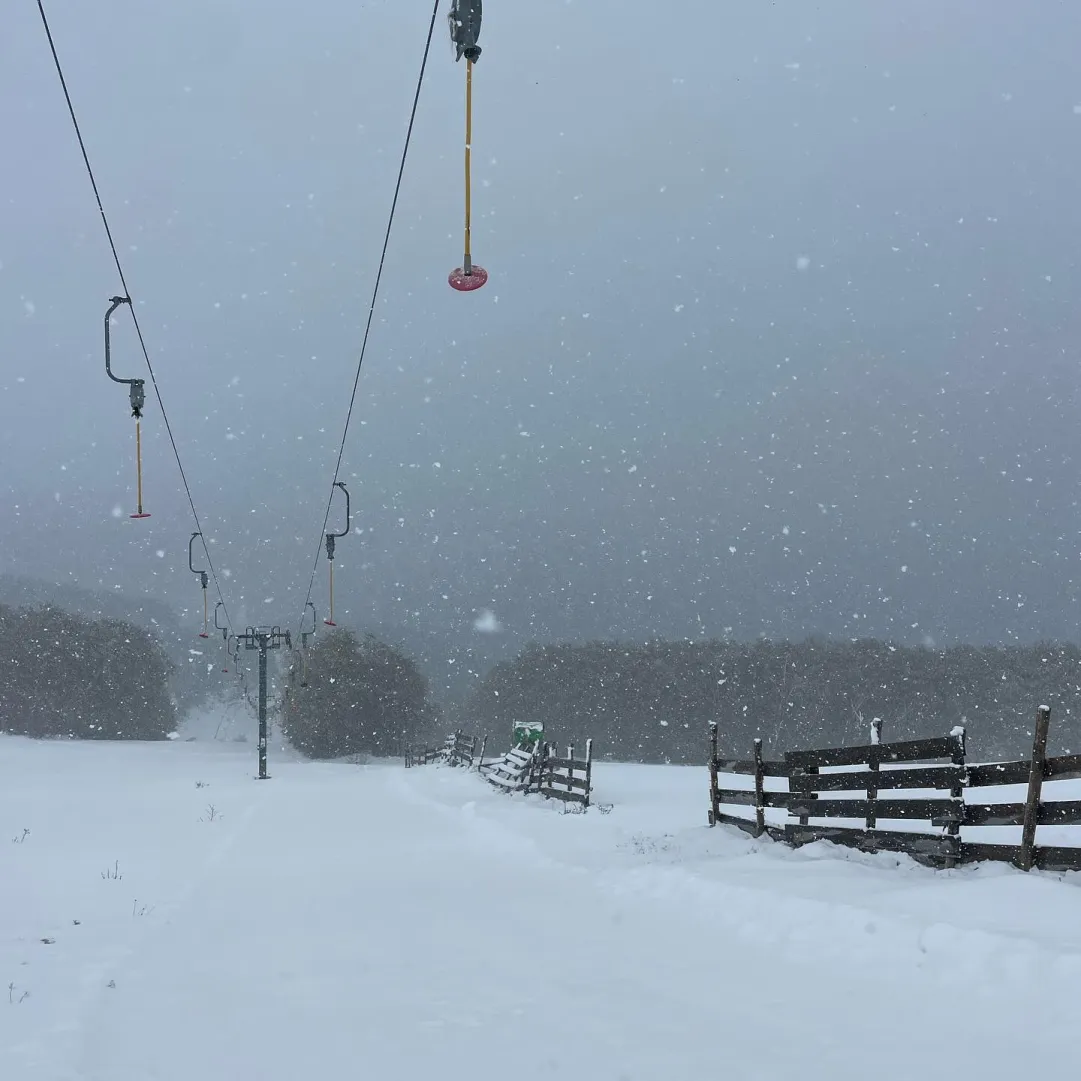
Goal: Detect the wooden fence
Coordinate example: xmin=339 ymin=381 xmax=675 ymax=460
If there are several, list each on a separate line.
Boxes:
xmin=444 ymin=729 xmax=483 ymax=768
xmin=404 ymin=729 xmax=485 ymax=769
xmin=406 ymin=730 xmax=598 ymax=810
xmin=538 ymin=739 xmax=594 ymax=808
xmin=480 ymin=743 xmax=542 ymax=792
xmin=404 ymin=744 xmax=442 ymax=768
xmin=479 ymin=738 xmax=597 ymax=809
xmin=708 ymin=707 xmax=1081 ymax=871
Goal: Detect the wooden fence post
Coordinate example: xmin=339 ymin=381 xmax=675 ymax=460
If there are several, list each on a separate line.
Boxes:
xmin=584 ymin=738 xmax=593 ymax=808
xmin=945 ymin=725 xmax=966 ymax=869
xmin=1019 ymin=705 xmax=1052 ymax=872
xmin=708 ymin=722 xmax=719 ymax=827
xmin=867 ymin=719 xmax=883 ymax=831
xmin=477 ymin=734 xmax=487 ymax=771
xmin=531 ymin=742 xmax=548 ymax=794
xmin=753 ymin=737 xmax=765 ymax=837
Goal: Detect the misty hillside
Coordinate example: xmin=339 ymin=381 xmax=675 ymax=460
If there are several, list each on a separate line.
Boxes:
xmin=0 ymin=575 xmax=180 ymax=632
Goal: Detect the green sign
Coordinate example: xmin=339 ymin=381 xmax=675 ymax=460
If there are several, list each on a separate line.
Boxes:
xmin=513 ymin=721 xmax=544 ymax=748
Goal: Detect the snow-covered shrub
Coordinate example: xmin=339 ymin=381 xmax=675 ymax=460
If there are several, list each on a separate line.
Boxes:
xmin=0 ymin=602 xmax=176 ymax=739
xmin=282 ymin=628 xmax=433 ymax=759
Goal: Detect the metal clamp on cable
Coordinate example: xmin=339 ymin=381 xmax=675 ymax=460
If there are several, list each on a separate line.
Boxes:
xmin=189 ymin=532 xmax=211 ymax=638
xmin=323 ymin=482 xmax=350 ymax=626
xmin=105 ymin=296 xmax=145 ymax=418
xmin=449 ymin=0 xmax=482 ymax=63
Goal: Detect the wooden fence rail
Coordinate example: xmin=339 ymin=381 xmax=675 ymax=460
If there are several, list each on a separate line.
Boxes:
xmin=708 ymin=706 xmax=1081 ymax=872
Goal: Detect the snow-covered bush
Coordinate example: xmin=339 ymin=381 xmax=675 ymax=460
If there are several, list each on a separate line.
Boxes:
xmin=0 ymin=602 xmax=176 ymax=739
xmin=282 ymin=628 xmax=433 ymax=759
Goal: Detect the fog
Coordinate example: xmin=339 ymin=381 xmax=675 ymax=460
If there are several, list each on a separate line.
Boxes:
xmin=3 ymin=0 xmax=1080 ymax=696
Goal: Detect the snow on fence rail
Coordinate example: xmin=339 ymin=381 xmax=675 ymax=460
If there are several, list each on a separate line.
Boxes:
xmin=708 ymin=706 xmax=1081 ymax=871
xmin=480 ymin=743 xmax=539 ymax=791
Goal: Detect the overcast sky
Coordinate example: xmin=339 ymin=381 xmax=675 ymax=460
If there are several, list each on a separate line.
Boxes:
xmin=3 ymin=0 xmax=1081 ymax=683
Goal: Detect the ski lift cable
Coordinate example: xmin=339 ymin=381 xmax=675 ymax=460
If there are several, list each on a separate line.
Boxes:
xmin=293 ymin=0 xmax=442 ymax=638
xmin=36 ymin=0 xmax=235 ymax=635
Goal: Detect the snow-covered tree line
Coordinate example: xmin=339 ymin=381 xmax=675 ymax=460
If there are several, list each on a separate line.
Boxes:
xmin=465 ymin=638 xmax=1081 ymax=764
xmin=0 ymin=603 xmax=176 ymax=739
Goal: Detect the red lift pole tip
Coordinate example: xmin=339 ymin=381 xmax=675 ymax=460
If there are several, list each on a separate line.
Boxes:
xmin=449 ymin=58 xmax=488 ymax=293
xmin=449 ymin=265 xmax=488 ymax=291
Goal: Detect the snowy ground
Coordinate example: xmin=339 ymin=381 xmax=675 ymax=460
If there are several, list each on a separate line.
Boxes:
xmin=2 ymin=720 xmax=1080 ymax=1080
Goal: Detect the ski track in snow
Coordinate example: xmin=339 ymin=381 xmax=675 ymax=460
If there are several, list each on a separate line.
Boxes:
xmin=2 ymin=724 xmax=1080 ymax=1080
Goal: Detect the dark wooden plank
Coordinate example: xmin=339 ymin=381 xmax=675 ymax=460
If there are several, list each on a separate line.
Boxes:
xmin=541 ymin=772 xmax=591 ymax=792
xmin=867 ymin=720 xmax=883 ymax=831
xmin=787 ymin=798 xmax=960 ymax=822
xmin=583 ymin=738 xmax=594 ymax=808
xmin=715 ymin=786 xmax=792 ymax=808
xmin=712 ymin=757 xmax=757 ymax=775
xmin=715 ymin=757 xmax=787 ymax=777
xmin=1045 ymin=753 xmax=1081 ymax=781
xmin=1020 ymin=706 xmax=1052 ymax=871
xmin=784 ymin=824 xmax=961 ymax=859
xmin=798 ymin=765 xmax=818 ymax=826
xmin=959 ymin=842 xmax=1020 ymax=866
xmin=545 ymin=756 xmax=589 ymax=771
xmin=786 ymin=736 xmax=962 ymax=771
xmin=762 ymin=791 xmax=796 ymax=809
xmin=1034 ymin=846 xmax=1081 ymax=872
xmin=711 ymin=810 xmax=761 ymax=837
xmin=945 ymin=727 xmax=966 ymax=869
xmin=540 ymin=787 xmax=589 ymax=805
xmin=708 ymin=723 xmax=720 ymax=829
xmin=753 ymin=738 xmax=766 ymax=836
xmin=1038 ymin=801 xmax=1081 ymax=827
xmin=957 ymin=803 xmax=1027 ymax=828
xmin=964 ymin=842 xmax=1081 ymax=872
xmin=788 ymin=765 xmax=967 ymax=793
xmin=967 ymin=760 xmax=1031 ymax=788
xmin=964 ymin=800 xmax=1081 ymax=828
xmin=714 ymin=788 xmax=759 ymax=807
